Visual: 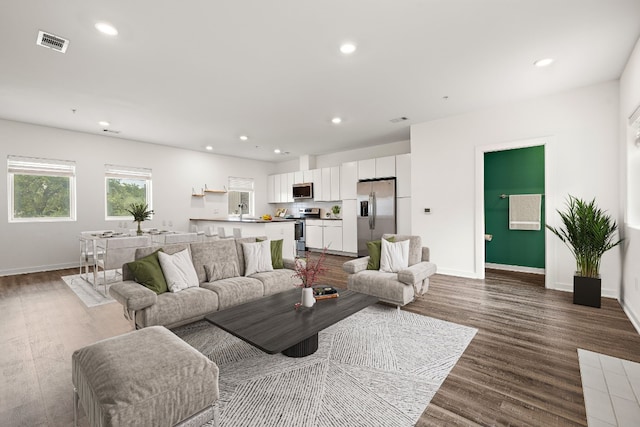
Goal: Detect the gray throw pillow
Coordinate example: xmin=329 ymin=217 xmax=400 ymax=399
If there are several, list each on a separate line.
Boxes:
xmin=205 ymin=262 xmax=239 ymax=282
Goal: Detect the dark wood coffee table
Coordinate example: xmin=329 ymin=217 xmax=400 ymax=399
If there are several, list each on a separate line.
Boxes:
xmin=204 ymin=288 xmax=378 ymax=357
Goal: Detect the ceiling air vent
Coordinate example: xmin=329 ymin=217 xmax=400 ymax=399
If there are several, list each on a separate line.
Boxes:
xmin=103 ymin=129 xmax=121 ymax=134
xmin=36 ymin=30 xmax=69 ymax=53
xmin=389 ymin=116 xmax=409 ymax=123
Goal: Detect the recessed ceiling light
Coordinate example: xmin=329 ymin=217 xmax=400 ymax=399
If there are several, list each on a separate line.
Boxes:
xmin=331 ymin=117 xmax=342 ymax=124
xmin=534 ymin=58 xmax=554 ymax=67
xmin=340 ymin=43 xmax=357 ymax=54
xmin=239 ymin=135 xmax=248 ymax=141
xmin=95 ymin=22 xmax=118 ymax=36
xmin=274 ymin=149 xmax=281 ymax=154
xmin=98 ymin=120 xmax=110 ymax=127
xmin=205 ymin=146 xmax=213 ymax=151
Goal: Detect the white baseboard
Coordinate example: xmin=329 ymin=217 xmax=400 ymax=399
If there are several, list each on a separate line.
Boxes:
xmin=436 ymin=268 xmax=479 ymax=279
xmin=485 ymin=263 xmax=545 ymax=275
xmin=0 ymin=262 xmax=78 ymax=277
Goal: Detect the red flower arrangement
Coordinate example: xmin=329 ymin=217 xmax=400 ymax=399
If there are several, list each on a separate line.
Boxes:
xmin=293 ymin=248 xmax=329 ymax=288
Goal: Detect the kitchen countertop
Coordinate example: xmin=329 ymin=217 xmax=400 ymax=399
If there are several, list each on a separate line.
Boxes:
xmin=190 ymin=217 xmax=297 ymax=223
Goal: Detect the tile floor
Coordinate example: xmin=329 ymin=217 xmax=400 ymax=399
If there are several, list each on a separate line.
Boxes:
xmin=578 ymin=349 xmax=640 ymax=427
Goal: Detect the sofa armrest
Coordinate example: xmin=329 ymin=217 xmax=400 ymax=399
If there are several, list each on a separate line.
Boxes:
xmin=397 ymin=261 xmax=437 ymax=286
xmin=109 ymin=281 xmax=157 ymax=312
xmin=283 ymin=258 xmax=299 ymax=270
xmin=422 ymin=247 xmax=430 ymax=262
xmin=343 ymin=257 xmax=369 ymax=274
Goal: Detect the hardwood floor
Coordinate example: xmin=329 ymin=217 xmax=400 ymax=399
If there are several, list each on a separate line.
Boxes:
xmin=1 ymin=258 xmax=640 ymax=426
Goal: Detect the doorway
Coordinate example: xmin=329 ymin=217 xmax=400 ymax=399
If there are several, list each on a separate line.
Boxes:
xmin=474 ymin=137 xmax=554 ymax=288
xmin=484 ymin=146 xmax=545 ymax=275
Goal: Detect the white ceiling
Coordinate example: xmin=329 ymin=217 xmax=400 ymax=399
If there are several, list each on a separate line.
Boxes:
xmin=1 ymin=0 xmax=639 ymax=162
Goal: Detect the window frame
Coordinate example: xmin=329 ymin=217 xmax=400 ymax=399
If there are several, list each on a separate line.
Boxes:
xmin=104 ymin=164 xmax=153 ymax=221
xmin=228 ymin=176 xmax=255 ymax=217
xmin=7 ymin=155 xmax=77 ymax=223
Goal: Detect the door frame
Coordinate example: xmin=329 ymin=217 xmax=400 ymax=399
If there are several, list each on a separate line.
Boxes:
xmin=474 ymin=137 xmax=555 ymax=288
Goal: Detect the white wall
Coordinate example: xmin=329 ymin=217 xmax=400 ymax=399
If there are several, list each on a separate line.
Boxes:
xmin=272 ymin=140 xmax=411 ymax=173
xmin=0 ymin=119 xmax=274 ymax=275
xmin=410 ymin=81 xmax=621 ymax=296
xmin=620 ymin=36 xmax=640 ymax=330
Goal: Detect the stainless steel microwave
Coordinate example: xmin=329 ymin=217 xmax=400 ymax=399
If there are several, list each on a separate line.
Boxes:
xmin=292 ymin=182 xmax=313 ymax=199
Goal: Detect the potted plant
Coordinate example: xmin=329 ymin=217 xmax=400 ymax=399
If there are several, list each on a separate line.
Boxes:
xmin=546 ymin=196 xmax=622 ymax=308
xmin=331 ymin=205 xmax=341 ymax=218
xmin=126 ymin=203 xmax=154 ymax=235
xmin=293 ymin=248 xmax=328 ymax=307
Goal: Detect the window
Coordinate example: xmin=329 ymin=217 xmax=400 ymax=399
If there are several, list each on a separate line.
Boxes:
xmin=105 ymin=165 xmax=152 ymax=220
xmin=228 ymin=177 xmax=254 ymax=216
xmin=8 ymin=155 xmax=76 ymax=222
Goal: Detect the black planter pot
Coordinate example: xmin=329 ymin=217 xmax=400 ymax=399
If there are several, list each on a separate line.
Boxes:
xmin=573 ymin=275 xmax=601 ymax=308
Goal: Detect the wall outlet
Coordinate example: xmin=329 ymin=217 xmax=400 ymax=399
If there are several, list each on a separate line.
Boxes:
xmin=424 ymin=208 xmax=431 ymax=213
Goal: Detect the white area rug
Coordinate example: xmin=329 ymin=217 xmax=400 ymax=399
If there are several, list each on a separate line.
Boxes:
xmin=173 ymin=304 xmax=477 ymax=427
xmin=61 ymin=272 xmax=119 ymax=307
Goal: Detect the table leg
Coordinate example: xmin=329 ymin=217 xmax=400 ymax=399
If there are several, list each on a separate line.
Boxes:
xmin=282 ymin=333 xmax=318 ymax=357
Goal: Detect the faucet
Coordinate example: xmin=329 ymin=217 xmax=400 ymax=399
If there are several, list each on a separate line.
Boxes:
xmin=238 ymin=203 xmax=247 ymax=221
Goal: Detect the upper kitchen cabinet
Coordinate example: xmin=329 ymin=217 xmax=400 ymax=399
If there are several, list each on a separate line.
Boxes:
xmin=294 ymin=171 xmax=304 ymax=184
xmin=267 ymin=175 xmax=276 ymax=203
xmin=358 ymin=156 xmax=396 ymax=180
xmin=303 ymin=170 xmax=313 ymax=183
xmin=286 ymin=172 xmax=294 ymax=202
xmin=395 ymin=153 xmax=411 ymax=197
xmin=340 ymin=161 xmax=357 ymax=200
xmin=313 ymin=167 xmax=340 ymax=201
xmin=357 ymin=159 xmax=375 ymax=180
xmin=375 ymin=156 xmax=396 ymax=178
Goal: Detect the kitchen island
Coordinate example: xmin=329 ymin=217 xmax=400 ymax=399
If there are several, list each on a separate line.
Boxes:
xmin=190 ymin=217 xmax=296 ymax=259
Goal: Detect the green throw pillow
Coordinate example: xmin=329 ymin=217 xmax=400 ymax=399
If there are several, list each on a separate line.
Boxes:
xmin=126 ymin=249 xmax=168 ymax=294
xmin=366 ymin=236 xmax=395 ymax=270
xmin=256 ymin=238 xmax=284 ymax=269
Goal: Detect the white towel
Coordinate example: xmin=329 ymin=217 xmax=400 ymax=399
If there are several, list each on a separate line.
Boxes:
xmin=509 ymin=194 xmax=542 ymax=231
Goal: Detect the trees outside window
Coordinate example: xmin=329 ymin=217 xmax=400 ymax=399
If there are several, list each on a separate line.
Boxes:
xmin=105 ymin=165 xmax=152 ymax=220
xmin=8 ymin=156 xmax=76 ymax=222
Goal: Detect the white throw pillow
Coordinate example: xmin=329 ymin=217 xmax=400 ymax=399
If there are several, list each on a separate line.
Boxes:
xmin=379 ymin=238 xmax=410 ymax=273
xmin=242 ymin=240 xmax=273 ymax=276
xmin=158 ymin=249 xmax=200 ymax=292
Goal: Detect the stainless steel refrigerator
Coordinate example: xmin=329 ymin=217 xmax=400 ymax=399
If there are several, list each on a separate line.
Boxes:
xmin=357 ymin=178 xmax=396 ymax=256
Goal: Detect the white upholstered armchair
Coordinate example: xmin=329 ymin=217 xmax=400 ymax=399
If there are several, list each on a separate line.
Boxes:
xmin=342 ymin=234 xmax=436 ymax=307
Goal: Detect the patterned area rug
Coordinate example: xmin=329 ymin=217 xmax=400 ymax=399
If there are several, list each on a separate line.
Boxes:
xmin=61 ymin=272 xmax=119 ymax=307
xmin=173 ymin=304 xmax=477 ymax=427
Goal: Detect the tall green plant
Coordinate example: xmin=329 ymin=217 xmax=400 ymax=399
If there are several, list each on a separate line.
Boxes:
xmin=546 ymin=196 xmax=622 ymax=278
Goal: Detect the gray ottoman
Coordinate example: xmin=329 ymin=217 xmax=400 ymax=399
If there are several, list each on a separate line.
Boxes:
xmin=72 ymin=326 xmax=219 ymax=427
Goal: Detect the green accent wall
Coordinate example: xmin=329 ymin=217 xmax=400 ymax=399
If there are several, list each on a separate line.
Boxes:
xmin=484 ymin=146 xmax=545 ymax=268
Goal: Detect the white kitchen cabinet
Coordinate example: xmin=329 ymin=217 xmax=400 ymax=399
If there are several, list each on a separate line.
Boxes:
xmin=279 ymin=173 xmax=288 ymax=203
xmin=396 ymin=153 xmax=411 ymax=198
xmin=323 ymin=220 xmax=343 ymax=251
xmin=340 ymin=161 xmax=357 ymax=200
xmin=312 ymin=169 xmax=323 ymax=201
xmin=305 ymin=219 xmax=323 ymax=249
xmin=321 ymin=168 xmax=331 ymax=201
xmin=273 ymin=174 xmax=282 ymax=203
xmin=375 ymin=156 xmax=396 ymax=178
xmin=358 ymin=159 xmax=376 ymax=180
xmin=303 ymin=170 xmax=313 ymax=183
xmin=267 ymin=175 xmax=276 ymax=203
xmin=330 ymin=166 xmax=340 ymax=201
xmin=305 ymin=219 xmax=343 ymax=251
xmin=286 ymin=172 xmax=294 ymax=202
xmin=397 ymin=197 xmax=412 ymax=235
xmin=341 ymin=199 xmax=357 ymax=253
xmin=294 ymin=171 xmax=304 ymax=184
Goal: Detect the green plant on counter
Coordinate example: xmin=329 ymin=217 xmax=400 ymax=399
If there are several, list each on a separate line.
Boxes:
xmin=546 ymin=195 xmax=622 ymax=278
xmin=331 ymin=205 xmax=341 ymax=215
xmin=126 ymin=203 xmax=154 ymax=235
